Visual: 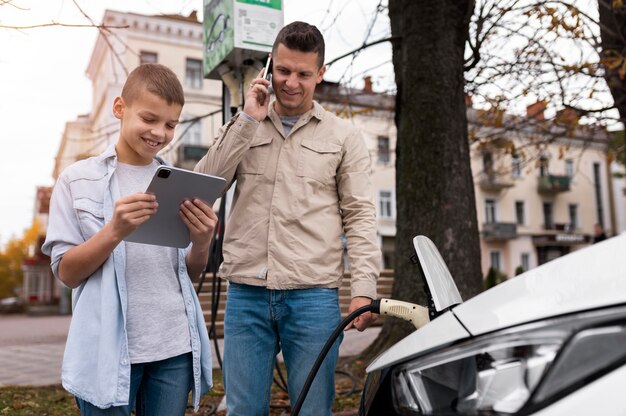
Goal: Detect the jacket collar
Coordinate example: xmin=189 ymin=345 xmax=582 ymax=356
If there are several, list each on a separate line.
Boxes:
xmin=268 ymin=100 xmax=325 ymax=122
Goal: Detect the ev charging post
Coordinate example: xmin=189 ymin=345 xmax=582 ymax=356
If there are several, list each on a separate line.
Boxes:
xmin=203 ymin=0 xmax=284 ymax=113
xmin=201 ymin=2 xmax=284 ymax=412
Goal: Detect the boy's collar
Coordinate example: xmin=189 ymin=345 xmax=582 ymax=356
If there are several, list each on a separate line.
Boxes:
xmin=97 ymin=142 xmax=168 ymax=166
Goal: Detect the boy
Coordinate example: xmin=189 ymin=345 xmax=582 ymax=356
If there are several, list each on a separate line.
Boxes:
xmin=42 ymin=63 xmax=215 ymax=415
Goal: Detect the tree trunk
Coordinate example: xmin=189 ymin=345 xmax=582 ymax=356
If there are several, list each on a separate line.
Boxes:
xmin=599 ymin=0 xmax=626 ymax=124
xmin=362 ymin=0 xmax=482 ymax=361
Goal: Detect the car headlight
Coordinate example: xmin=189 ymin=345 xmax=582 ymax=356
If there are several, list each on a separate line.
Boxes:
xmin=390 ymin=305 xmax=626 ymax=415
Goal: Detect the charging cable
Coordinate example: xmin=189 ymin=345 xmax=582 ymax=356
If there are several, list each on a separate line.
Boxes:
xmin=291 ymin=298 xmax=429 ymax=415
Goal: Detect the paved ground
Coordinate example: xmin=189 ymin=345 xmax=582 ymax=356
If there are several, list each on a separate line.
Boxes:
xmin=0 ymin=314 xmax=380 ymax=387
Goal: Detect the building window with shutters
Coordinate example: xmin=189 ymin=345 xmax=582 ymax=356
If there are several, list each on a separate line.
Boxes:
xmin=377 ymin=136 xmax=390 ymax=164
xmin=140 ymin=51 xmax=158 ymax=64
xmin=185 ymin=58 xmax=203 ymax=89
xmin=378 ymin=190 xmax=394 ymax=219
xmin=515 ymin=200 xmax=525 ymax=226
xmin=543 ymin=201 xmax=554 ymax=229
xmin=512 ymin=154 xmax=522 ymax=178
xmin=539 ymin=155 xmax=549 ymax=177
xmin=568 ymin=203 xmax=578 ymax=230
xmin=182 ymin=117 xmax=202 ymax=145
xmin=485 ymin=198 xmax=497 ymax=223
xmin=565 ymin=159 xmax=574 ymax=178
xmin=521 ymin=253 xmax=530 ymax=272
xmin=490 ymin=251 xmax=502 ymax=271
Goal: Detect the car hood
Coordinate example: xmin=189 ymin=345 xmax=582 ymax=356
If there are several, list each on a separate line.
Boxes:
xmin=453 ymin=232 xmax=626 ymax=336
xmin=367 ymin=233 xmax=626 ymax=373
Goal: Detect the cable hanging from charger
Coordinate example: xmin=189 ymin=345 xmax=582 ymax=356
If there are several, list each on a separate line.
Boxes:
xmin=291 ymin=300 xmax=381 ymax=416
xmin=291 ymin=297 xmax=430 ymax=415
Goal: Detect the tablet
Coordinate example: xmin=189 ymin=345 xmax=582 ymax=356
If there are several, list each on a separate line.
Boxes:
xmin=124 ymin=166 xmax=226 ymax=248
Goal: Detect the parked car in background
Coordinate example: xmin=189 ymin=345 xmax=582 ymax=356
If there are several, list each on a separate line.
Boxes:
xmin=0 ymin=297 xmax=24 ymax=314
xmin=360 ymin=233 xmax=626 ymax=415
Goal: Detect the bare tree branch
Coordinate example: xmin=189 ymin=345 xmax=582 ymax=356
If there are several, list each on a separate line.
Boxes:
xmin=0 ymin=22 xmax=128 ymax=30
xmin=71 ymin=0 xmax=129 ymax=76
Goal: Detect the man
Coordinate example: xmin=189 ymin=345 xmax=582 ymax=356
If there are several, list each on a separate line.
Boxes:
xmin=195 ymin=21 xmax=380 ymax=415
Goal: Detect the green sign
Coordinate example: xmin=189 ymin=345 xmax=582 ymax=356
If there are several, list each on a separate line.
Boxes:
xmin=204 ymin=0 xmax=235 ymax=77
xmin=236 ymin=0 xmax=282 ymax=10
xmin=203 ymin=0 xmax=283 ymax=78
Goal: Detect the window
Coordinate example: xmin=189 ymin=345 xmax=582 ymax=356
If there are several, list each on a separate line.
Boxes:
xmin=182 ymin=118 xmax=202 ymax=145
xmin=381 ymin=236 xmax=395 ymax=270
xmin=483 ymin=151 xmax=494 ymax=175
xmin=521 ymin=253 xmax=530 ymax=272
xmin=543 ymin=202 xmax=553 ymax=229
xmin=379 ymin=190 xmax=394 ymax=219
xmin=539 ymin=156 xmax=549 ymax=177
xmin=140 ymin=51 xmax=158 ymax=64
xmin=377 ymin=136 xmax=390 ymax=164
xmin=565 ymin=159 xmax=574 ymax=178
xmin=490 ymin=251 xmax=502 ymax=271
xmin=512 ymin=154 xmax=522 ymax=179
xmin=568 ymin=203 xmax=578 ymax=230
xmin=515 ymin=200 xmax=525 ymax=226
xmin=185 ymin=58 xmax=203 ymax=89
xmin=593 ymin=162 xmax=604 ymax=227
xmin=485 ymin=198 xmax=497 ymax=223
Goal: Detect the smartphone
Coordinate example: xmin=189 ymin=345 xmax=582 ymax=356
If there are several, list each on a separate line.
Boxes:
xmin=263 ymin=55 xmax=272 ymax=81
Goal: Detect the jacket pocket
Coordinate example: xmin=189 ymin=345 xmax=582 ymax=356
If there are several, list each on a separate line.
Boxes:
xmin=238 ymin=136 xmax=273 ymax=175
xmin=73 ymin=198 xmax=105 ymax=241
xmin=297 ymin=139 xmax=342 ymax=184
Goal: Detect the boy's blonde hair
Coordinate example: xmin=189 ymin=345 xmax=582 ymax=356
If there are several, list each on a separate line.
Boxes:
xmin=121 ymin=63 xmax=185 ymax=106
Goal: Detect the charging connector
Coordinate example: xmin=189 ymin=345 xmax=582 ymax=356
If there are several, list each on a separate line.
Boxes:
xmin=378 ymin=298 xmax=430 ymax=329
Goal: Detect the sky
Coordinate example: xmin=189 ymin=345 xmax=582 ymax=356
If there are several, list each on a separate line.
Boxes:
xmin=0 ymin=0 xmax=392 ymax=248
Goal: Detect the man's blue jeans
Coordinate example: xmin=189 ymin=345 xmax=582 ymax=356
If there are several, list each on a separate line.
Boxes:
xmin=223 ymin=283 xmax=343 ymax=416
xmin=75 ymin=352 xmax=193 ymax=415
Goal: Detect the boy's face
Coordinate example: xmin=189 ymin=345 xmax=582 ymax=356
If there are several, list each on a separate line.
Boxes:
xmin=271 ymin=43 xmax=325 ymax=116
xmin=113 ymin=90 xmax=182 ymax=165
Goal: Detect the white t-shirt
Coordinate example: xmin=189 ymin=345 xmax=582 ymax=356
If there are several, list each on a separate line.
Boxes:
xmin=116 ymin=161 xmax=191 ymax=363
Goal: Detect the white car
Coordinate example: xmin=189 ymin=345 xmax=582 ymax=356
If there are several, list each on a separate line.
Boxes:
xmin=360 ymin=233 xmax=626 ymax=415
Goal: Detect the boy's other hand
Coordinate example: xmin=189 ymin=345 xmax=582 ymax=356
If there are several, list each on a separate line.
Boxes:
xmin=244 ymin=68 xmax=271 ymax=122
xmin=180 ymin=198 xmax=218 ymax=249
xmin=110 ymin=193 xmax=158 ymax=239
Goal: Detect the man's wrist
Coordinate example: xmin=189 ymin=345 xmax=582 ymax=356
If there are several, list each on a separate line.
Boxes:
xmin=241 ymin=111 xmax=260 ymax=124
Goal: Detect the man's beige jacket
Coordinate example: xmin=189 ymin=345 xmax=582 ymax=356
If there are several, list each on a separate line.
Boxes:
xmin=194 ymin=101 xmax=380 ymax=299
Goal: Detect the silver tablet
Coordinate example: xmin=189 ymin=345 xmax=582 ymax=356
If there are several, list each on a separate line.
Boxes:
xmin=124 ymin=166 xmax=226 ymax=248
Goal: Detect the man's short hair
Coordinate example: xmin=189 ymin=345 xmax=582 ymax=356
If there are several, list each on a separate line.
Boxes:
xmin=121 ymin=63 xmax=185 ymax=107
xmin=272 ymin=21 xmax=325 ymax=68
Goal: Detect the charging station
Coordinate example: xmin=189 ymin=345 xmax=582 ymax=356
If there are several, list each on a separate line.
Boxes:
xmin=200 ymin=2 xmax=284 ymax=413
xmin=203 ymin=0 xmax=284 ymax=110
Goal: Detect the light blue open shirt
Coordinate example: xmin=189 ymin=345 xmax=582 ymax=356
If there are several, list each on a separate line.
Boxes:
xmin=41 ymin=143 xmax=212 ymax=410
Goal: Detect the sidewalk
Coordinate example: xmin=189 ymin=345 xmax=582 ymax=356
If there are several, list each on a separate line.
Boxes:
xmin=0 ymin=314 xmax=380 ymax=387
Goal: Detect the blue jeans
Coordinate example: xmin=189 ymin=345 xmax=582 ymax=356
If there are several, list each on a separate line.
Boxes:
xmin=223 ymin=283 xmax=343 ymax=416
xmin=75 ymin=352 xmax=193 ymax=416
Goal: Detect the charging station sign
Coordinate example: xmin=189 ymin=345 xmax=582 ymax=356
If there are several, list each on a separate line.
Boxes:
xmin=204 ymin=0 xmax=283 ymax=79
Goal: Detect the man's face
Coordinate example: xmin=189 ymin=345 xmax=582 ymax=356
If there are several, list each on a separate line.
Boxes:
xmin=113 ymin=90 xmax=181 ymax=165
xmin=271 ymin=43 xmax=325 ymax=116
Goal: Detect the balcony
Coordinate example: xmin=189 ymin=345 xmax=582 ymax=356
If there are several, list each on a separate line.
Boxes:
xmin=482 ymin=222 xmax=518 ymax=241
xmin=478 ymin=172 xmax=514 ymax=192
xmin=537 ymin=175 xmax=570 ymax=194
xmin=543 ymin=223 xmax=575 ymax=232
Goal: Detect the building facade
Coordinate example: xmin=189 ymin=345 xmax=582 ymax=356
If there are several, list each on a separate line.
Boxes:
xmin=469 ymin=104 xmax=620 ymax=278
xmin=54 ymin=10 xmax=224 ymax=178
xmin=47 ymin=9 xmax=626 ymax=288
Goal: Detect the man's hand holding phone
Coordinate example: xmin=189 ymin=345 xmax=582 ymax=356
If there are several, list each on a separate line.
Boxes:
xmin=244 ymin=55 xmax=272 ymax=122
